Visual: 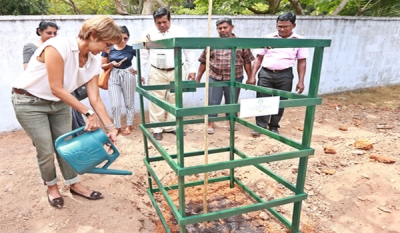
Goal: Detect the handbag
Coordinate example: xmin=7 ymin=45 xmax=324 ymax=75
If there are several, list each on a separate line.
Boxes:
xmin=98 ymin=67 xmax=112 ymax=90
xmin=72 ymin=84 xmax=88 ymax=101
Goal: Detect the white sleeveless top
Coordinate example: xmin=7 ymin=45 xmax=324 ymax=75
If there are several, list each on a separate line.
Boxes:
xmin=13 ymin=37 xmax=100 ymax=101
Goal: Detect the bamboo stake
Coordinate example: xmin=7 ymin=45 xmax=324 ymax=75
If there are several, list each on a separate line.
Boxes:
xmin=202 ymin=0 xmax=213 ymax=218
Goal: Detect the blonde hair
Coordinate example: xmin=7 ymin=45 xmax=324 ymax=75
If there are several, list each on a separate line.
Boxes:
xmin=78 ymin=16 xmax=122 ymax=44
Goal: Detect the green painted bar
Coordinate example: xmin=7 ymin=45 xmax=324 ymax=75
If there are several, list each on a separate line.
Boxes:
xmin=179 ymin=193 xmax=307 ymax=225
xmin=235 ymin=149 xmax=297 ymax=192
xmin=147 ymin=147 xmax=231 ymax=162
xmin=141 ymin=38 xmax=331 ymax=49
xmin=229 ymin=47 xmax=237 ymax=188
xmin=177 ymin=149 xmax=314 ymax=176
xmin=144 ymin=160 xmax=182 ymax=223
xmin=136 ymin=87 xmax=176 ymax=115
xmin=147 ymin=189 xmax=171 ymax=233
xmin=151 ymin=176 xmax=231 ymax=193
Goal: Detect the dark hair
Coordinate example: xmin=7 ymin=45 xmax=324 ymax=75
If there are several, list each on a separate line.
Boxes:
xmin=277 ymin=12 xmax=296 ymax=24
xmin=119 ymin=25 xmax=130 ymax=37
xmin=153 ymin=7 xmax=170 ymax=22
xmin=36 ymin=21 xmax=60 ymax=36
xmin=216 ymin=17 xmax=232 ymax=26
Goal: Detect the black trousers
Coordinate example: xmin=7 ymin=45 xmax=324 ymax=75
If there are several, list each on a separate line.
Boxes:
xmin=255 ymin=67 xmax=293 ymax=129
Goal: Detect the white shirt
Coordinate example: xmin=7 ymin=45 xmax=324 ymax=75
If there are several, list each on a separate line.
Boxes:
xmin=13 ymin=37 xmax=99 ymax=101
xmin=140 ymin=24 xmax=196 ymax=74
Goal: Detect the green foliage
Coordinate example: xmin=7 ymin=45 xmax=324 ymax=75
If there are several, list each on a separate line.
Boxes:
xmin=48 ymin=0 xmax=118 ymax=15
xmin=0 ymin=0 xmax=49 ymax=15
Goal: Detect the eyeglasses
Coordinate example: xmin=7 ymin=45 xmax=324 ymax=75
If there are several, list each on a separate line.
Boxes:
xmin=276 ymin=25 xmax=293 ymax=30
xmin=123 ymin=37 xmax=129 ymax=41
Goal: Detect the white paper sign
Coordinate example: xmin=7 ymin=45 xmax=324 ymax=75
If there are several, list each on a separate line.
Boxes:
xmin=239 ymin=96 xmax=280 ymax=118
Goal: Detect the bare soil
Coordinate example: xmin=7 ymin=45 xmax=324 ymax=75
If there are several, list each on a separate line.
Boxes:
xmin=1 ymin=85 xmax=399 ymax=233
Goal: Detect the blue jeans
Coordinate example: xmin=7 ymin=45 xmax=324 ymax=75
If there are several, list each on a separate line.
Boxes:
xmin=11 ymin=93 xmax=79 ymax=186
xmin=208 ymin=76 xmax=243 ymax=118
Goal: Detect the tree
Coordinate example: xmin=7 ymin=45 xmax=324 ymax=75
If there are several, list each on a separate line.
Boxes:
xmin=0 ymin=0 xmax=49 ymax=15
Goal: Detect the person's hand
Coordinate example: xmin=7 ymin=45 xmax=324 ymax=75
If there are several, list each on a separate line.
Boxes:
xmin=195 ymin=76 xmax=201 ymax=83
xmin=187 ymin=73 xmax=196 ymax=81
xmin=246 ymin=77 xmax=256 ymax=85
xmin=110 ymin=61 xmax=121 ymax=67
xmin=106 ymin=128 xmax=118 ymax=145
xmin=130 ymin=69 xmax=137 ymax=75
xmin=141 ymin=77 xmax=146 ymax=85
xmin=296 ymin=82 xmax=304 ymax=94
xmin=84 ymin=115 xmax=100 ymax=132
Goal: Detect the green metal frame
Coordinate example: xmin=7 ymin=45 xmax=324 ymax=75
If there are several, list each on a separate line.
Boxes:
xmin=133 ymin=37 xmax=331 ymax=233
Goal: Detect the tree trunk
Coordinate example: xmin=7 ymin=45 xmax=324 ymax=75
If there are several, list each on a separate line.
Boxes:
xmin=114 ymin=0 xmax=128 ymax=15
xmin=62 ymin=0 xmax=82 ymax=14
xmin=288 ymin=0 xmax=304 ymax=15
xmin=141 ymin=0 xmax=167 ymax=15
xmin=331 ymin=0 xmax=350 ymax=15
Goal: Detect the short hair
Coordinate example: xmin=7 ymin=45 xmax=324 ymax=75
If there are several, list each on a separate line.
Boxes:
xmin=119 ymin=25 xmax=130 ymax=37
xmin=216 ymin=17 xmax=232 ymax=26
xmin=153 ymin=7 xmax=170 ymax=22
xmin=78 ymin=16 xmax=122 ymax=44
xmin=36 ymin=21 xmax=60 ymax=36
xmin=277 ymin=12 xmax=296 ymax=24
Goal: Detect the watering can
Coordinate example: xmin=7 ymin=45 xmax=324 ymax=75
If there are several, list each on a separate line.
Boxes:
xmin=55 ymin=126 xmax=132 ymax=175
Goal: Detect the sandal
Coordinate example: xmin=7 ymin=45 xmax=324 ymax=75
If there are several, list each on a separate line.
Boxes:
xmin=47 ymin=190 xmax=64 ymax=209
xmin=70 ymin=188 xmax=103 ymax=200
xmin=121 ymin=126 xmax=132 ymax=136
xmin=207 ymin=128 xmax=214 ymax=135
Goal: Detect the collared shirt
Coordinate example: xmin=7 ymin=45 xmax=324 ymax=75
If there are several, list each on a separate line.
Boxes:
xmin=198 ymin=35 xmax=255 ymax=81
xmin=13 ymin=37 xmax=99 ymax=101
xmin=255 ymin=32 xmax=309 ymax=71
xmin=140 ymin=24 xmax=196 ymax=73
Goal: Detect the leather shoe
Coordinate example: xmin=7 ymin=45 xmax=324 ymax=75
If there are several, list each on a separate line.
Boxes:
xmin=270 ymin=127 xmax=279 ymax=134
xmin=70 ymin=188 xmax=103 ymax=200
xmin=47 ymin=191 xmax=63 ymax=209
xmin=153 ymin=133 xmax=163 ymax=140
xmin=165 ymin=130 xmax=186 ymax=136
xmin=251 ymin=130 xmax=260 ymax=138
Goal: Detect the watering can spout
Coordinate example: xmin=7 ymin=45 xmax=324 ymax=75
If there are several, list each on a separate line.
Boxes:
xmin=55 ymin=127 xmax=132 ymax=176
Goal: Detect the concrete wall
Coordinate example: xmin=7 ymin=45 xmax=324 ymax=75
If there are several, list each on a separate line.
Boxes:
xmin=1 ymin=15 xmax=399 ymax=132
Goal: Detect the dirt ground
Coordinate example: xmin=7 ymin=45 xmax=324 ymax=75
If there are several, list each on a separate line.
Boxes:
xmin=1 ymin=85 xmax=399 ymax=233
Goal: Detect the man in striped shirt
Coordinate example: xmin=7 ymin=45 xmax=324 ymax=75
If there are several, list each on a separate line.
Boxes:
xmin=196 ymin=17 xmax=254 ymax=134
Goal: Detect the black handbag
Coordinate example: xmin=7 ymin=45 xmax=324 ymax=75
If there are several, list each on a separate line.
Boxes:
xmin=72 ymin=84 xmax=88 ymax=101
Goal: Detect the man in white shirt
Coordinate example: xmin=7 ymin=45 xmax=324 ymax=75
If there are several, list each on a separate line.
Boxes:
xmin=140 ymin=7 xmax=196 ymax=140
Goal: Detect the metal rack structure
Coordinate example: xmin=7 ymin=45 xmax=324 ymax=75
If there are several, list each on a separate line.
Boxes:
xmin=132 ymin=37 xmax=331 ymax=233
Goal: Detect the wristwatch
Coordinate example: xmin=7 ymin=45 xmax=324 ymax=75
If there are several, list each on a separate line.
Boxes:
xmin=85 ymin=109 xmax=95 ymax=117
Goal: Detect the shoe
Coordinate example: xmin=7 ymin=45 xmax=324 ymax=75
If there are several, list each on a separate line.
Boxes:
xmin=165 ymin=130 xmax=186 ymax=136
xmin=270 ymin=127 xmax=279 ymax=134
xmin=47 ymin=190 xmax=64 ymax=209
xmin=251 ymin=130 xmax=260 ymax=138
xmin=228 ymin=124 xmax=238 ymax=131
xmin=121 ymin=126 xmax=132 ymax=136
xmin=153 ymin=133 xmax=163 ymax=140
xmin=207 ymin=128 xmax=214 ymax=135
xmin=70 ymin=188 xmax=103 ymax=200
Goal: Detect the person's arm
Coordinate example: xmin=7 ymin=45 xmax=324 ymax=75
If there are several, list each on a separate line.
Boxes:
xmin=296 ymin=58 xmax=306 ymax=94
xmin=22 ymin=44 xmax=35 ymax=70
xmin=247 ymin=54 xmax=263 ymax=85
xmin=244 ymin=63 xmax=252 ymax=80
xmin=183 ymin=48 xmax=196 ymax=80
xmin=196 ymin=63 xmax=206 ymax=83
xmin=101 ymin=51 xmax=120 ymax=70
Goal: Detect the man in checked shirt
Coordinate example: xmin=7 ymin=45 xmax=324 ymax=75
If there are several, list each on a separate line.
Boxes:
xmin=196 ymin=17 xmax=254 ymax=135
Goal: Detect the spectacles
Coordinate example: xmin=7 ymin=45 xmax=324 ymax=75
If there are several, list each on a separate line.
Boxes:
xmin=276 ymin=25 xmax=293 ymax=30
xmin=123 ymin=37 xmax=129 ymax=41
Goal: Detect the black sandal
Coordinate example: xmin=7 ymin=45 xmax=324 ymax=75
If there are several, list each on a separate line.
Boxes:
xmin=70 ymin=188 xmax=103 ymax=200
xmin=47 ymin=191 xmax=64 ymax=209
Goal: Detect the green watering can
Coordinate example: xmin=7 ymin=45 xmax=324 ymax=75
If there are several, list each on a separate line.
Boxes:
xmin=55 ymin=126 xmax=132 ymax=175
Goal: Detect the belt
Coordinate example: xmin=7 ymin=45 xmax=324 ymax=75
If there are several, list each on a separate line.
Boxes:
xmin=151 ymin=65 xmax=174 ymax=71
xmin=263 ymin=67 xmax=292 ymax=73
xmin=12 ymin=88 xmax=36 ymax=97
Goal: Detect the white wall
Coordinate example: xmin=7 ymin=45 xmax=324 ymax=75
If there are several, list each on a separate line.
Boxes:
xmin=1 ymin=15 xmax=399 ymax=132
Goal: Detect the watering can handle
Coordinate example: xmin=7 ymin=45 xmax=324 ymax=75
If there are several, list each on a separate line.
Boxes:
xmin=56 ymin=126 xmax=86 ymax=143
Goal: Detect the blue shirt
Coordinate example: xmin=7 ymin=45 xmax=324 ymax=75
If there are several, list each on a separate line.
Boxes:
xmin=101 ymin=45 xmax=136 ymax=69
